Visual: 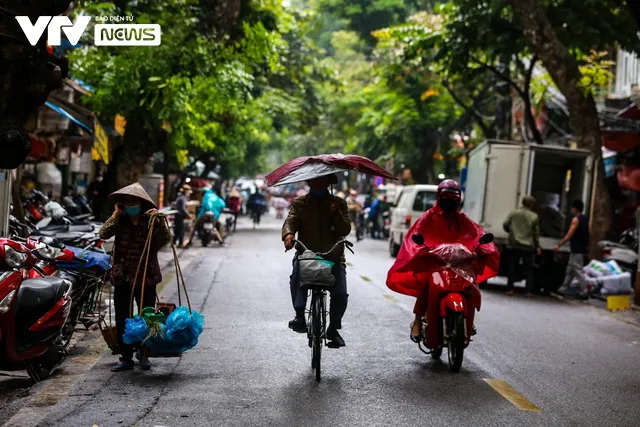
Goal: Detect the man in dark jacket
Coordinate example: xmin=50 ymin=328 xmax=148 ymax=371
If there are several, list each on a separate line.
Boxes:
xmin=100 ymin=183 xmax=170 ymax=372
xmin=283 ymin=174 xmax=351 ymax=347
xmin=173 ymin=184 xmax=192 ymax=247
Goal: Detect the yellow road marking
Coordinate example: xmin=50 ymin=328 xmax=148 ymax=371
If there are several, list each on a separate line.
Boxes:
xmin=383 ymin=294 xmax=399 ymax=303
xmin=484 ymin=379 xmax=541 ymax=412
xmin=360 ymin=275 xmax=371 ymax=282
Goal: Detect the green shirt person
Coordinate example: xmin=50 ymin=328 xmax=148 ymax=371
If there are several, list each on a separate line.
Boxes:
xmin=503 ymin=195 xmax=541 ymax=296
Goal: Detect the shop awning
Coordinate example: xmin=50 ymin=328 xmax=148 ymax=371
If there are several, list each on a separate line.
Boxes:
xmin=45 ymin=94 xmax=111 ymax=165
xmin=45 ymin=94 xmax=94 ymax=133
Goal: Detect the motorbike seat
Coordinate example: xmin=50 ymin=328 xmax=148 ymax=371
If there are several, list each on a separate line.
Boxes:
xmin=15 ymin=277 xmax=71 ymax=331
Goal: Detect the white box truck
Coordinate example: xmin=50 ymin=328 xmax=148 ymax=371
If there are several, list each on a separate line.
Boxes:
xmin=463 ymin=140 xmax=594 ymax=290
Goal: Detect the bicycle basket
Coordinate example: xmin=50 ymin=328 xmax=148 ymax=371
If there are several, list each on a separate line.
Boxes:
xmin=297 ymin=251 xmax=336 ymax=290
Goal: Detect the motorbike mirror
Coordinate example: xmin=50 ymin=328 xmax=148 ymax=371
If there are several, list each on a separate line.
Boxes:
xmin=479 ymin=233 xmax=494 ymax=245
xmin=411 ymin=234 xmax=425 ymax=245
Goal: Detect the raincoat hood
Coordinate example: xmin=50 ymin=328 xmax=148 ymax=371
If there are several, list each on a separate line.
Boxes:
xmin=386 ymin=205 xmax=500 ymax=297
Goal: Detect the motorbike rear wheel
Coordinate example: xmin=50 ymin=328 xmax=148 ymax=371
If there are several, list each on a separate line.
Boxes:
xmin=447 ymin=312 xmax=465 ymax=373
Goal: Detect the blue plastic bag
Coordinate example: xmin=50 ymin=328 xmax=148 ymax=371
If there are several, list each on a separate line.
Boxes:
xmin=123 ymin=316 xmax=149 ymax=344
xmin=145 ymin=307 xmax=205 ymax=354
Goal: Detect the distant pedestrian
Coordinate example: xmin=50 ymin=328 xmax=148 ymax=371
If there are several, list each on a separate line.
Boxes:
xmin=503 ymin=195 xmax=541 ymax=297
xmin=554 ymin=200 xmax=590 ymax=298
xmin=173 ymin=185 xmax=192 ymax=247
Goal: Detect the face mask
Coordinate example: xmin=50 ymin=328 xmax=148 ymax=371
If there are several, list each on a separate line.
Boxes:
xmin=309 ymin=188 xmax=329 ymax=197
xmin=439 ymin=198 xmax=459 ymax=213
xmin=124 ymin=205 xmax=141 ymax=216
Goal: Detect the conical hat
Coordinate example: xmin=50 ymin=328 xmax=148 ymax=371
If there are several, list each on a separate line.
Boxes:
xmin=108 ymin=183 xmax=157 ymax=209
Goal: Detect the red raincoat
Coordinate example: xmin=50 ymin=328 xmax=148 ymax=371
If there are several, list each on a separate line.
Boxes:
xmin=386 ymin=203 xmax=500 ymax=298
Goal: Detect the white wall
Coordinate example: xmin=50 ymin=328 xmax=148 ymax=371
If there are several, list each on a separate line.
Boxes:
xmin=615 ymin=48 xmax=640 ymax=98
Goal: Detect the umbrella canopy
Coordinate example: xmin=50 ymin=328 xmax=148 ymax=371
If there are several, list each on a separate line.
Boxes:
xmin=266 ymin=154 xmax=396 ymax=187
xmin=108 ymin=183 xmax=157 ymax=210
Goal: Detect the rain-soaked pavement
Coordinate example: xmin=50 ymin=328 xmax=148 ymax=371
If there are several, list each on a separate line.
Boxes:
xmin=2 ymin=215 xmax=640 ymax=427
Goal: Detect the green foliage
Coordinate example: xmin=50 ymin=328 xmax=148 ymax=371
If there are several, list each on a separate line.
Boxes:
xmin=70 ymin=0 xmax=327 ymax=178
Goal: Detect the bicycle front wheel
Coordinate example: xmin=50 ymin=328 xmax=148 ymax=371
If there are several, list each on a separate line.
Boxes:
xmin=312 ymin=294 xmax=323 ymax=382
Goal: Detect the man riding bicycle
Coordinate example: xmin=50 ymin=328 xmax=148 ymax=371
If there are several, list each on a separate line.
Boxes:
xmin=283 ymin=174 xmax=351 ymax=348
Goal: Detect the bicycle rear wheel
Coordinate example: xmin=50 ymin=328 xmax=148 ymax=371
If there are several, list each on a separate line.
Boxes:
xmin=312 ymin=293 xmax=323 ymax=382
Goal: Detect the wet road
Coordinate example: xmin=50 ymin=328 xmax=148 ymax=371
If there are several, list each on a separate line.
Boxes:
xmin=3 ymin=215 xmax=640 ymax=427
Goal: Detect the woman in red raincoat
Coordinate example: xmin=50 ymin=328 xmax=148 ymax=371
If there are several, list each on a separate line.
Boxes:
xmin=386 ymin=180 xmax=500 ymax=341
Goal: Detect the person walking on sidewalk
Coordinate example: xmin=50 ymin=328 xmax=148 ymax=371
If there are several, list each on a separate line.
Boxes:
xmin=173 ymin=184 xmax=192 ymax=248
xmin=503 ymin=195 xmax=541 ymax=297
xmin=283 ymin=174 xmax=351 ymax=348
xmin=99 ymin=183 xmax=171 ymax=372
xmin=554 ymin=200 xmax=590 ymax=298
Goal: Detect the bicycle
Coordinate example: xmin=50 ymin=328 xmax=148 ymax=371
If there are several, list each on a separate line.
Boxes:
xmin=287 ymin=239 xmax=354 ymax=382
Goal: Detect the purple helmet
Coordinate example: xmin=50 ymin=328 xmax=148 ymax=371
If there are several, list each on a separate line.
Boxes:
xmin=437 ymin=179 xmax=461 ymax=200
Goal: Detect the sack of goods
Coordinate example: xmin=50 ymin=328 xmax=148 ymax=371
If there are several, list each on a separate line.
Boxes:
xmin=579 ymin=260 xmax=632 ymax=295
xmin=298 ymin=251 xmax=336 ymax=289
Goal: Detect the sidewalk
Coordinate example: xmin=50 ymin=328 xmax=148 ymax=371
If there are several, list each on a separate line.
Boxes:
xmin=554 ymin=291 xmax=640 ymax=327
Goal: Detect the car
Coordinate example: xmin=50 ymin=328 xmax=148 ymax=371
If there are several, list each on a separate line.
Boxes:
xmin=388 ymin=184 xmax=438 ymax=257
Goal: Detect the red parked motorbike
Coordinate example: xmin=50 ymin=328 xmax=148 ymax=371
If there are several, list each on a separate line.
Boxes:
xmin=0 ymin=238 xmax=74 ymax=381
xmin=411 ymin=233 xmax=494 ymax=372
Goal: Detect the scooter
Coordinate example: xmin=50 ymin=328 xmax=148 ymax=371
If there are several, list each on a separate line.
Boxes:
xmin=199 ymin=211 xmax=217 ymax=247
xmin=0 ymin=239 xmax=73 ymax=382
xmin=599 ymin=228 xmax=638 ymax=274
xmin=411 ymin=233 xmax=494 ymax=372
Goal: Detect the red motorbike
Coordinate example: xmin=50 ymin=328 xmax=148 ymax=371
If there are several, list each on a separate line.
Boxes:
xmin=0 ymin=239 xmax=74 ymax=381
xmin=411 ymin=233 xmax=494 ymax=372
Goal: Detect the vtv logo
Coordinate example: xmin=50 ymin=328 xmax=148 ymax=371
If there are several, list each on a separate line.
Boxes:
xmin=15 ymin=16 xmax=92 ymax=46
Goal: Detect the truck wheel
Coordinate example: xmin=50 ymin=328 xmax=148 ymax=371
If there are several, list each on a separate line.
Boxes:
xmin=389 ymin=236 xmax=400 ymax=258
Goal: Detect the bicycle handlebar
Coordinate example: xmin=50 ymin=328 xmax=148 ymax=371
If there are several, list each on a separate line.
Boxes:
xmin=287 ymin=238 xmax=354 ymax=256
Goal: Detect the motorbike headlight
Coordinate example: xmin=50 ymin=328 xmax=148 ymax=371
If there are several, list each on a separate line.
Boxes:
xmin=4 ymin=245 xmax=28 ymax=268
xmin=38 ymin=245 xmax=61 ymax=260
xmin=0 ymin=289 xmax=16 ymax=313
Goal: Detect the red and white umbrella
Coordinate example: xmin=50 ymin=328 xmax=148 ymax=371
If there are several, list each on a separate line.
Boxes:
xmin=266 ymin=153 xmax=395 ymax=187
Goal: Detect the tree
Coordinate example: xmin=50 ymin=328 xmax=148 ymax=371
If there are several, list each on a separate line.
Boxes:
xmin=506 ymin=0 xmax=640 ymax=256
xmin=71 ymin=0 xmax=301 ymax=195
xmin=317 ymin=0 xmax=418 ymax=51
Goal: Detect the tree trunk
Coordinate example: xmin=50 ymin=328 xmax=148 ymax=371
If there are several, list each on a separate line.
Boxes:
xmin=508 ymin=0 xmax=611 ymax=258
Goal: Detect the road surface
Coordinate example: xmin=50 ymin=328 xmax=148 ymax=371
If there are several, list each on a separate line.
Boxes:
xmin=2 ymin=216 xmax=640 ymax=427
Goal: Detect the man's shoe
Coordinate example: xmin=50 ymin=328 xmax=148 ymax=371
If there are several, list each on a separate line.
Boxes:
xmin=288 ymin=315 xmax=307 ymax=333
xmin=136 ymin=350 xmax=152 ymax=371
xmin=111 ymin=358 xmax=134 ymax=372
xmin=326 ymin=327 xmax=345 ymax=348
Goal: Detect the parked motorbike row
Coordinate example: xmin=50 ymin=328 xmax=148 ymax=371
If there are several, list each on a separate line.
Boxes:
xmin=1 ymin=192 xmax=113 ymax=382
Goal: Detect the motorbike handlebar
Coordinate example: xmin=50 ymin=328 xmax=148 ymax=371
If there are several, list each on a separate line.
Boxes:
xmin=287 ymin=239 xmax=354 ymax=256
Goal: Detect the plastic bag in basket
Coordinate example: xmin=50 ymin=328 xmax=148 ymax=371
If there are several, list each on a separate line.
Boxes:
xmin=145 ymin=307 xmax=205 ymax=354
xmin=123 ymin=316 xmax=149 ymax=344
xmin=297 ymin=250 xmax=336 ymax=288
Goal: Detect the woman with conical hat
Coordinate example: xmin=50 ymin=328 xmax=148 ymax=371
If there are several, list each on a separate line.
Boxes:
xmin=99 ymin=183 xmax=171 ymax=372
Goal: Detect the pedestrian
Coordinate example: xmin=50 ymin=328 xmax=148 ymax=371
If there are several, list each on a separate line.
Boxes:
xmin=369 ymin=195 xmax=383 ymax=239
xmin=99 ymin=183 xmax=171 ymax=372
xmin=227 ymin=188 xmax=241 ymax=231
xmin=554 ymin=200 xmax=590 ymax=298
xmin=503 ymin=195 xmax=541 ymax=297
xmin=346 ymin=189 xmax=363 ymax=241
xmin=173 ymin=184 xmax=192 ymax=247
xmin=283 ymin=174 xmax=351 ymax=347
